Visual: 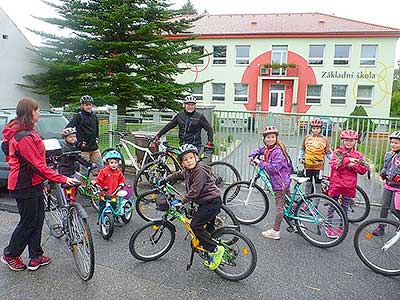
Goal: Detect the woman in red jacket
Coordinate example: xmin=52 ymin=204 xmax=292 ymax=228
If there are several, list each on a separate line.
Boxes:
xmin=1 ymin=98 xmax=77 ymax=272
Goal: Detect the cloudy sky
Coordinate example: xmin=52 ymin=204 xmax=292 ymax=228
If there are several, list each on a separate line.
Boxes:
xmin=1 ymin=0 xmax=399 ymax=63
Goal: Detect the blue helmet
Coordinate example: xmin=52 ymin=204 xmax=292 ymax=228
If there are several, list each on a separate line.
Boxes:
xmin=104 ymin=150 xmax=121 ymax=161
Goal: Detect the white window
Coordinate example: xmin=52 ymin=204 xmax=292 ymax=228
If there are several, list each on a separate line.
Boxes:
xmin=308 ymin=45 xmax=325 ymax=65
xmin=271 ymin=45 xmax=288 ymax=75
xmin=235 ymin=45 xmax=250 ymax=65
xmin=356 ymin=85 xmax=374 ymax=105
xmin=212 ymin=46 xmax=227 ymax=65
xmin=360 ymin=45 xmax=377 ymax=66
xmin=191 ymin=84 xmax=203 ymax=101
xmin=334 ymin=45 xmax=351 ymax=65
xmin=331 ymin=85 xmax=347 ymax=105
xmin=212 ymin=83 xmax=225 ymax=101
xmin=191 ymin=45 xmax=204 ymax=64
xmin=306 ymin=85 xmax=322 ymax=104
xmin=234 ymin=83 xmax=248 ymax=102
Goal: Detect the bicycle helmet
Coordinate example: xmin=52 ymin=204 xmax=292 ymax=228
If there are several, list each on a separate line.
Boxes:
xmin=177 ymin=144 xmax=199 ymax=160
xmin=310 ymin=119 xmax=323 ymax=127
xmin=340 ymin=129 xmax=359 ymax=140
xmin=80 ymin=95 xmax=94 ymax=104
xmin=262 ymin=126 xmax=279 ymax=136
xmin=183 ymin=95 xmax=196 ymax=104
xmin=61 ymin=127 xmax=77 ymax=138
xmin=104 ymin=150 xmax=122 ymax=161
xmin=389 ymin=131 xmax=400 ymax=140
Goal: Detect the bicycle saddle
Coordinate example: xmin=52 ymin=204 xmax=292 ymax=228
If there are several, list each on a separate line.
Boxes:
xmin=289 ymin=175 xmax=310 ymax=184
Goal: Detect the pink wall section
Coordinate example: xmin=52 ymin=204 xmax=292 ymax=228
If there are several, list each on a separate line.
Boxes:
xmin=242 ymin=50 xmax=317 ymax=113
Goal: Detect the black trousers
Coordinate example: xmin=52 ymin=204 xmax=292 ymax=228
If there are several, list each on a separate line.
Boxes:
xmin=190 ymin=197 xmax=222 ymax=252
xmin=4 ymin=186 xmax=45 ymax=259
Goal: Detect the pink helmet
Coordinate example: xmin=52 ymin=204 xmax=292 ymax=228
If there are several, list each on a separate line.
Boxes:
xmin=262 ymin=126 xmax=279 ymax=136
xmin=340 ymin=129 xmax=359 ymax=140
xmin=310 ymin=119 xmax=323 ymax=127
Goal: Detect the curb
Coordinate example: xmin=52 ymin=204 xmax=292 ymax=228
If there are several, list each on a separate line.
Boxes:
xmin=0 ymin=202 xmax=18 ymax=213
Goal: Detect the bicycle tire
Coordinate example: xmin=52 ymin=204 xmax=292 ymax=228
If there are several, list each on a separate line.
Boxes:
xmin=294 ymin=194 xmax=349 ymax=248
xmin=133 ymin=162 xmax=171 ymax=198
xmin=69 ymin=205 xmax=95 ymax=281
xmin=101 ymin=148 xmax=126 ymax=174
xmin=212 ymin=228 xmax=257 ymax=281
xmin=100 ymin=212 xmax=114 ymax=240
xmin=354 ymin=218 xmax=400 ymax=276
xmin=208 ymin=161 xmax=241 ymax=193
xmin=223 ymin=181 xmax=269 ymax=225
xmin=43 ymin=188 xmax=64 ymax=239
xmin=348 ymin=186 xmax=370 ymax=223
xmin=121 ymin=200 xmax=133 ymax=223
xmin=129 ymin=221 xmax=176 ymax=261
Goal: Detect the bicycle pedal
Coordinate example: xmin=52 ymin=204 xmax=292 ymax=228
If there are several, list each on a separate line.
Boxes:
xmin=286 ymin=226 xmax=295 ymax=233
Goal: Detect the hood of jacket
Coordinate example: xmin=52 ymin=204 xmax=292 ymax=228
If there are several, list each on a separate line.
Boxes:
xmin=2 ymin=120 xmax=30 ymax=141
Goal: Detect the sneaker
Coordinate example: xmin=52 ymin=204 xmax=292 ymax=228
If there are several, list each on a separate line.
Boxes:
xmin=1 ymin=255 xmax=27 ymax=271
xmin=206 ymin=246 xmax=225 ymax=270
xmin=261 ymin=228 xmax=280 ymax=240
xmin=325 ymin=227 xmax=337 ymax=239
xmin=27 ymin=255 xmax=52 ymax=271
xmin=373 ymin=224 xmax=385 ymax=236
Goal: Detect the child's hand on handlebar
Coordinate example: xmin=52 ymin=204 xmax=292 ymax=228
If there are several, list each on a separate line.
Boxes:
xmin=66 ymin=177 xmax=79 ymax=186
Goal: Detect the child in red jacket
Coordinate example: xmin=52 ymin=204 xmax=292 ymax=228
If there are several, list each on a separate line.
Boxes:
xmin=92 ymin=150 xmax=125 ymax=224
xmin=327 ymin=129 xmax=368 ymax=238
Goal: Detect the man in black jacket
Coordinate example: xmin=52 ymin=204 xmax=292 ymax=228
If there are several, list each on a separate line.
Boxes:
xmin=65 ymin=95 xmax=103 ymax=168
xmin=153 ymin=95 xmax=214 ymax=151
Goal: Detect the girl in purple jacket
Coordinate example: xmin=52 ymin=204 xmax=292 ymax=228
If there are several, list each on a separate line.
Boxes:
xmin=249 ymin=126 xmax=292 ymax=240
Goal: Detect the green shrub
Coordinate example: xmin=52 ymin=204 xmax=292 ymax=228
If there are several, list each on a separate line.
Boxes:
xmin=341 ymin=106 xmax=376 ymax=142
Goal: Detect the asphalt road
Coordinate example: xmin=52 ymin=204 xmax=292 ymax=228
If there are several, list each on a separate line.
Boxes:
xmin=0 ymin=195 xmax=399 ymax=300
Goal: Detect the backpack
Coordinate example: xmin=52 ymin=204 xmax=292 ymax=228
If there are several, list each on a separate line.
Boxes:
xmin=1 ymin=130 xmax=32 ymax=158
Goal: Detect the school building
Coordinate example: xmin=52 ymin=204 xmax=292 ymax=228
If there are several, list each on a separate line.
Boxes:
xmin=173 ymin=13 xmax=400 ymax=118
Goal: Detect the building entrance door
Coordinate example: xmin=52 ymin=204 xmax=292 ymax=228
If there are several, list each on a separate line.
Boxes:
xmin=269 ymin=85 xmax=285 ymax=113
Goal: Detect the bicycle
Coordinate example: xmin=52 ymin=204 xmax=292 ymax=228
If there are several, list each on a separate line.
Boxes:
xmin=43 ymin=180 xmax=95 ymax=281
xmin=101 ymin=130 xmax=158 ymax=174
xmin=223 ymin=165 xmax=349 ymax=248
xmin=354 ymin=212 xmax=400 ymax=276
xmin=98 ymin=185 xmax=134 ymax=240
xmin=129 ymin=184 xmax=256 ymax=281
xmin=75 ymin=166 xmax=102 ymax=211
xmin=133 ymin=140 xmax=241 ymax=198
xmin=134 ymin=183 xmax=241 ymax=232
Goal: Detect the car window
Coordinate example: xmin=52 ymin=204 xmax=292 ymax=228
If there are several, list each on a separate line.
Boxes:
xmin=0 ymin=117 xmax=7 ymax=139
xmin=35 ymin=115 xmax=68 ymax=139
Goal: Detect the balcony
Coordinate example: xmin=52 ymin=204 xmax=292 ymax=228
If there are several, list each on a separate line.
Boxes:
xmin=260 ymin=64 xmax=299 ymax=77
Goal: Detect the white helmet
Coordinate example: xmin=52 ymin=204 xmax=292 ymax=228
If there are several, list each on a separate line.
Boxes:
xmin=183 ymin=95 xmax=196 ymax=104
xmin=389 ymin=131 xmax=400 ymax=140
xmin=62 ymin=127 xmax=77 ymax=138
xmin=177 ymin=144 xmax=199 ymax=160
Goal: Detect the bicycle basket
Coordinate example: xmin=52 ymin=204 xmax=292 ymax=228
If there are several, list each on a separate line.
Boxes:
xmin=156 ymin=194 xmax=170 ymax=211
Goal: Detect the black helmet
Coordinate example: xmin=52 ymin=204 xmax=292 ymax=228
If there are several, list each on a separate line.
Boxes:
xmin=80 ymin=95 xmax=94 ymax=104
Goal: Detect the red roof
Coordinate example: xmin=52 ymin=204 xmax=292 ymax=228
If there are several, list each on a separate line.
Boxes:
xmin=171 ymin=13 xmax=400 ymax=38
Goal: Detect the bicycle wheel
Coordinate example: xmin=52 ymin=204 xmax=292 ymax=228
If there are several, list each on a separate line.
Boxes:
xmin=354 ymin=218 xmax=400 ymax=276
xmin=129 ymin=221 xmax=176 ymax=261
xmin=101 ymin=148 xmax=126 ymax=174
xmin=223 ymin=181 xmax=269 ymax=225
xmin=100 ymin=212 xmax=114 ymax=240
xmin=87 ymin=184 xmax=100 ymax=211
xmin=347 ymin=186 xmax=370 ymax=223
xmin=294 ymin=194 xmax=348 ymax=248
xmin=135 ymin=189 xmax=165 ymax=222
xmin=151 ymin=151 xmax=180 ymax=173
xmin=208 ymin=161 xmax=241 ymax=193
xmin=212 ymin=228 xmax=257 ymax=281
xmin=121 ymin=200 xmax=133 ymax=223
xmin=133 ymin=162 xmax=171 ymax=198
xmin=43 ymin=188 xmax=64 ymax=239
xmin=69 ymin=205 xmax=95 ymax=281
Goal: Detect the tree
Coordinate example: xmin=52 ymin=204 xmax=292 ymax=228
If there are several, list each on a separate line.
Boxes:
xmin=22 ymin=0 xmax=203 ymax=114
xmin=178 ymin=0 xmax=197 ymax=15
xmin=390 ymin=69 xmax=400 ymax=117
xmin=342 ymin=105 xmax=376 ymax=142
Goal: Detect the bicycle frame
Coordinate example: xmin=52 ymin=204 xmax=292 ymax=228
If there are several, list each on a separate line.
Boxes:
xmin=116 ymin=137 xmax=155 ymax=171
xmin=100 ymin=197 xmax=133 ymax=221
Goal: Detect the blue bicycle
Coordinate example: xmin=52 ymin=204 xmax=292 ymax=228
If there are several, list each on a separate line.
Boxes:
xmin=223 ymin=165 xmax=349 ymax=248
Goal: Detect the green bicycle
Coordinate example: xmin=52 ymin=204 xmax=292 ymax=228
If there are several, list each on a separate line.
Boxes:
xmin=129 ymin=183 xmax=257 ymax=281
xmin=223 ymin=165 xmax=349 ymax=248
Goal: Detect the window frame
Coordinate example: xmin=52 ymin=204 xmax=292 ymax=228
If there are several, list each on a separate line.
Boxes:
xmin=191 ymin=84 xmax=204 ymax=101
xmin=330 ymin=84 xmax=348 ymax=105
xmin=356 ymin=85 xmax=374 ymax=105
xmin=212 ymin=45 xmax=227 ymax=65
xmin=233 ymin=83 xmax=249 ymax=102
xmin=191 ymin=45 xmax=205 ymax=65
xmin=334 ymin=45 xmax=351 ymax=65
xmin=235 ymin=45 xmax=250 ymax=65
xmin=308 ymin=45 xmax=325 ymax=65
xmin=211 ymin=83 xmax=226 ymax=101
xmin=305 ymin=84 xmax=322 ymax=105
xmin=360 ymin=45 xmax=377 ymax=66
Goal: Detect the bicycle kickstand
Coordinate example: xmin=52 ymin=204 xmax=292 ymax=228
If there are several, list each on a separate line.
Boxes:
xmin=186 ymin=249 xmax=195 ymax=271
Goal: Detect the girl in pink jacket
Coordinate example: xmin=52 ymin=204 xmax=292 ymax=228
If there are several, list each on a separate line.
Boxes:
xmin=327 ymin=129 xmax=368 ymax=238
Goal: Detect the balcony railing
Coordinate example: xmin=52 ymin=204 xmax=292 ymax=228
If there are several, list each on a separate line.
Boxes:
xmin=260 ymin=66 xmax=299 ymax=77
